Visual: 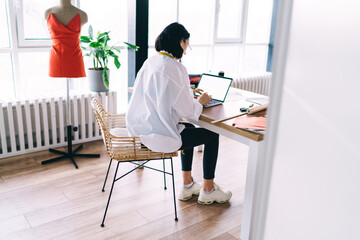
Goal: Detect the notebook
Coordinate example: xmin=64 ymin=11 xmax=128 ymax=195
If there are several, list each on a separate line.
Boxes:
xmin=195 ymin=73 xmax=233 ymax=108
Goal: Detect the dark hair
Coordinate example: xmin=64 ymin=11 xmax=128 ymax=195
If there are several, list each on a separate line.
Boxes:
xmin=155 ymin=22 xmax=190 ymax=59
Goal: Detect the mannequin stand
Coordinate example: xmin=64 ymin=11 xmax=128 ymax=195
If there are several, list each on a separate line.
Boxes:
xmin=42 ymin=78 xmax=100 ymax=168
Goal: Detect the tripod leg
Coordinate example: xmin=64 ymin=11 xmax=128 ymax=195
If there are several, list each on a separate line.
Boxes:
xmin=49 ymin=148 xmax=67 ymax=155
xmin=73 ymin=144 xmax=83 ymax=153
xmin=42 ymin=155 xmax=68 ymax=165
xmin=69 ymin=156 xmax=78 ymax=169
xmin=41 ymin=79 xmax=100 ymax=167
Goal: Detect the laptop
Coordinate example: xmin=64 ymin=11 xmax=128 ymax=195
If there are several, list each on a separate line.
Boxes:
xmin=195 ymin=73 xmax=233 ymax=108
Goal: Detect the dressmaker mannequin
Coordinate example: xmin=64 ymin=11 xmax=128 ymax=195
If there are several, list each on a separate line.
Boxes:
xmin=44 ymin=0 xmax=88 ymax=26
xmin=42 ymin=0 xmax=100 ymax=168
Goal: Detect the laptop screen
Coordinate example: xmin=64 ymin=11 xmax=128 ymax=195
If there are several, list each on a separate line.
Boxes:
xmin=195 ymin=74 xmax=233 ymax=102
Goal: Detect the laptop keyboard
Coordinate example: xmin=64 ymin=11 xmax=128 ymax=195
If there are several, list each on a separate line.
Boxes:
xmin=207 ymin=100 xmax=218 ymax=105
xmin=204 ymin=99 xmax=221 ymax=108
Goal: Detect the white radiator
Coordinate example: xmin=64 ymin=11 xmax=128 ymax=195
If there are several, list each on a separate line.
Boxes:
xmin=231 ymin=72 xmax=272 ymax=96
xmin=0 ymin=91 xmax=117 ymax=159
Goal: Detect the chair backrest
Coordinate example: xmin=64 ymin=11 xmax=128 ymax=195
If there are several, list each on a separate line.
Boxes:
xmin=91 ymin=98 xmax=109 ymax=145
xmin=91 ymin=98 xmax=177 ymax=161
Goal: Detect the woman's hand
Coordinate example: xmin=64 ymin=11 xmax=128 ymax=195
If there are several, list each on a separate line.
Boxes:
xmin=193 ymin=88 xmax=203 ymax=99
xmin=198 ymin=92 xmax=212 ymax=105
xmin=193 ymin=88 xmax=204 ymax=96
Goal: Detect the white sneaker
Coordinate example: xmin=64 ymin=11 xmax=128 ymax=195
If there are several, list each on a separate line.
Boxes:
xmin=178 ymin=180 xmax=202 ymax=201
xmin=197 ymin=183 xmax=232 ymax=205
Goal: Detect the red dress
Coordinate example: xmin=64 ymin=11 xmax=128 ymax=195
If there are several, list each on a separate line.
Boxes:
xmin=47 ymin=12 xmax=86 ymax=78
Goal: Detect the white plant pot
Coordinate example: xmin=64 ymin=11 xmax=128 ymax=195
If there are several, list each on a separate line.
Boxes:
xmin=87 ymin=68 xmax=109 ymax=92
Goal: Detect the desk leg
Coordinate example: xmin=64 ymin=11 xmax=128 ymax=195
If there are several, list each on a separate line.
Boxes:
xmin=241 ymin=140 xmax=264 ymax=240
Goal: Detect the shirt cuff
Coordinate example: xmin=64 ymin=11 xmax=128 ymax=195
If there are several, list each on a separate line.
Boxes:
xmin=193 ymin=99 xmax=203 ymax=120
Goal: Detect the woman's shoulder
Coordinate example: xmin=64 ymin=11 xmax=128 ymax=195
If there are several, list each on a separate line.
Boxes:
xmin=160 ymin=55 xmax=187 ymax=72
xmin=144 ymin=54 xmax=188 ymax=79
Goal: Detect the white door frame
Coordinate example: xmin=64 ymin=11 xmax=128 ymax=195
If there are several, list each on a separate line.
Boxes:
xmin=248 ymin=1 xmax=294 ymax=239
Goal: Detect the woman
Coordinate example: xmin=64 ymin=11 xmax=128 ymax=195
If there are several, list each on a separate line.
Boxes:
xmin=127 ymin=22 xmax=232 ymax=204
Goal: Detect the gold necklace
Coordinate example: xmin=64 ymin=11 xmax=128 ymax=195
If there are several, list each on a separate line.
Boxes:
xmin=158 ymin=51 xmax=174 ymax=59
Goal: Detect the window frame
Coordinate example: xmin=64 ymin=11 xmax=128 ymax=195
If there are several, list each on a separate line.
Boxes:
xmin=213 ymin=0 xmax=249 ymax=43
xmin=2 ymin=0 xmax=129 ymax=101
xmin=147 ymin=0 xmax=270 ymax=77
xmin=15 ymin=0 xmax=51 ymax=47
xmin=14 ymin=0 xmax=81 ymax=47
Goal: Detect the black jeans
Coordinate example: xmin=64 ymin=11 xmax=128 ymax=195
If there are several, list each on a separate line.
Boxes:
xmin=179 ymin=122 xmax=219 ymax=179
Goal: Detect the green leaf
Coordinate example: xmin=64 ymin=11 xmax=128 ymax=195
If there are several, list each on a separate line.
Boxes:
xmin=104 ymin=36 xmax=110 ymax=46
xmin=108 ymin=50 xmax=117 ymax=57
xmin=81 ymin=28 xmax=131 ymax=73
xmin=114 ymin=57 xmax=121 ymax=69
xmin=89 ymin=42 xmax=101 ymax=48
xmin=124 ymin=42 xmax=139 ymax=51
xmin=98 ymin=32 xmax=109 ymax=38
xmin=100 ymin=36 xmax=110 ymax=45
xmin=98 ymin=32 xmax=110 ymax=41
xmin=112 ymin=47 xmax=121 ymax=53
xmin=98 ymin=37 xmax=105 ymax=43
xmin=80 ymin=36 xmax=91 ymax=43
xmin=102 ymin=68 xmax=109 ymax=89
xmin=88 ymin=25 xmax=93 ymax=40
xmin=98 ymin=50 xmax=105 ymax=58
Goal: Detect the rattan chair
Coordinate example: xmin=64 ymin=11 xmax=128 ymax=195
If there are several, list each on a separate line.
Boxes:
xmin=91 ymin=98 xmax=179 ymax=227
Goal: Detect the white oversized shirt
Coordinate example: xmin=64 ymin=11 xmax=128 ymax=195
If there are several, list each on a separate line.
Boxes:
xmin=126 ymin=53 xmax=203 ymax=153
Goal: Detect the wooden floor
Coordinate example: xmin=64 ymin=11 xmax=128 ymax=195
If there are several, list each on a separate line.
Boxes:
xmin=0 ymin=136 xmax=249 ymax=240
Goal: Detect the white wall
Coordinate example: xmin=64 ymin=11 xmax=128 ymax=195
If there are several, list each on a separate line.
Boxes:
xmin=254 ymin=1 xmax=360 ymax=239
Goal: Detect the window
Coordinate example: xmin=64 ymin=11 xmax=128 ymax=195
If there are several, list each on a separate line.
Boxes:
xmin=178 ymin=0 xmax=214 ymax=45
xmin=0 ymin=54 xmax=14 ymax=100
xmin=148 ymin=0 xmax=273 ymax=77
xmin=246 ymin=0 xmax=273 ymax=43
xmin=0 ymin=0 xmax=13 ymax=100
xmin=148 ymin=0 xmax=178 ymax=46
xmin=2 ymin=0 xmax=129 ymax=111
xmin=80 ymin=1 xmax=128 ymax=46
xmin=214 ymin=0 xmax=245 ymax=42
xmin=182 ymin=47 xmax=212 ymax=74
xmin=212 ymin=45 xmax=243 ymax=75
xmin=16 ymin=0 xmax=57 ymax=47
xmin=243 ymin=45 xmax=268 ymax=72
xmin=2 ymin=0 xmax=274 ymax=107
xmin=80 ymin=1 xmax=129 ymax=108
xmin=0 ymin=0 xmax=10 ymax=48
xmin=17 ymin=51 xmax=67 ymax=97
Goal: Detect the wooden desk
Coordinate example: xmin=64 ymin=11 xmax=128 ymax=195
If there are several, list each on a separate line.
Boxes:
xmin=187 ymin=88 xmax=268 ymax=240
xmin=129 ymin=87 xmax=268 ymax=240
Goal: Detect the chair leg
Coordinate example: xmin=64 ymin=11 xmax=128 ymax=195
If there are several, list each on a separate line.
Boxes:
xmin=101 ymin=161 xmax=119 ymax=227
xmin=170 ymin=157 xmax=178 ymax=221
xmin=102 ymin=158 xmax=113 ymax=192
xmin=163 ymin=158 xmax=167 ymax=189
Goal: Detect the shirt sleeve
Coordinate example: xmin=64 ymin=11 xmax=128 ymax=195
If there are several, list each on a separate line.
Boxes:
xmin=172 ymin=83 xmax=203 ymax=121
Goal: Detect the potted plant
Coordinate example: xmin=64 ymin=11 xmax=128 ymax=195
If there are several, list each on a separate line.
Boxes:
xmin=80 ymin=25 xmax=138 ymax=92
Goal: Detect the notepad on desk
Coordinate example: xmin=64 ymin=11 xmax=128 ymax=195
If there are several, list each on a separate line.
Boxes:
xmin=246 ymin=97 xmax=269 ymax=105
xmin=232 ymin=115 xmax=267 ymax=131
